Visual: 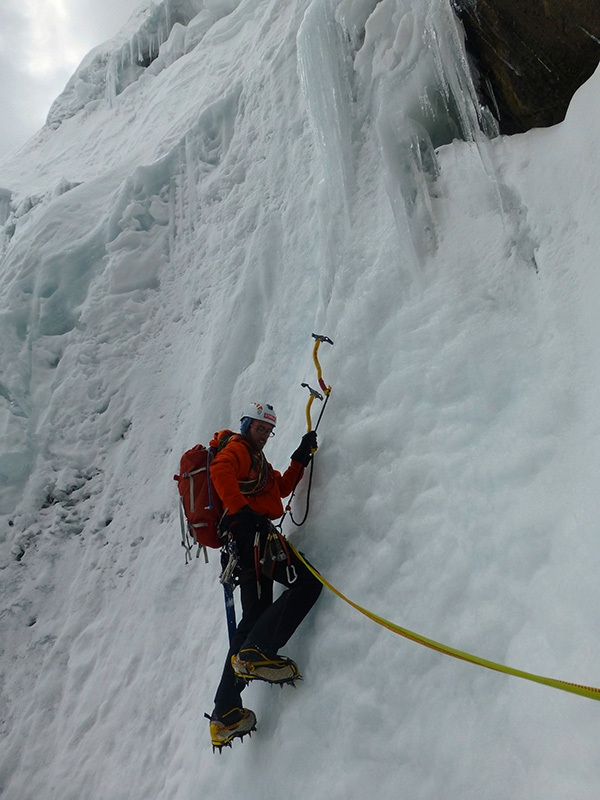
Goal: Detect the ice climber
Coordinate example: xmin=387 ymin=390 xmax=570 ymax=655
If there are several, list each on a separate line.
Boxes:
xmin=207 ymin=401 xmax=322 ymax=750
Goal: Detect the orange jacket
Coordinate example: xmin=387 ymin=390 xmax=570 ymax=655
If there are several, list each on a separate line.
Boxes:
xmin=209 ymin=430 xmax=304 ymax=519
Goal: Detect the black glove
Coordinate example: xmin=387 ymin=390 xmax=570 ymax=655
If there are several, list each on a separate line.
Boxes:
xmin=224 ymin=505 xmax=269 ymax=534
xmin=291 ymin=430 xmax=318 ymax=467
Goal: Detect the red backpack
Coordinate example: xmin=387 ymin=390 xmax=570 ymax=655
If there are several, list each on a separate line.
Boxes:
xmin=173 ymin=444 xmax=224 ymax=563
xmin=174 ymin=432 xmax=266 ymax=563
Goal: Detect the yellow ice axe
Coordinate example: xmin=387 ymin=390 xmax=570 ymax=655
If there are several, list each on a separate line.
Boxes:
xmin=302 ymin=333 xmax=333 ymax=432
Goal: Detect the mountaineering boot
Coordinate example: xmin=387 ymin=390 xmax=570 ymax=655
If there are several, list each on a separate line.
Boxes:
xmin=207 ymin=707 xmax=257 ymax=752
xmin=231 ymin=646 xmax=301 ymax=685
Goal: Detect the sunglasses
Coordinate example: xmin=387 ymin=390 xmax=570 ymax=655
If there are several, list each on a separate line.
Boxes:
xmin=250 ymin=423 xmax=275 ymax=437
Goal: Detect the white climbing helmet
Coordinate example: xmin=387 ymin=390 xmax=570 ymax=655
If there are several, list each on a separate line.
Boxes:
xmin=240 ymin=401 xmax=277 ymax=427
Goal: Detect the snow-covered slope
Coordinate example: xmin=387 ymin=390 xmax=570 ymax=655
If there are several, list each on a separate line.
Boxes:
xmin=2 ymin=1 xmax=600 ymax=798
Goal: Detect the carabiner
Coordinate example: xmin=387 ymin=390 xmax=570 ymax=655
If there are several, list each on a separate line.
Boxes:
xmin=286 ymin=564 xmax=298 ymax=584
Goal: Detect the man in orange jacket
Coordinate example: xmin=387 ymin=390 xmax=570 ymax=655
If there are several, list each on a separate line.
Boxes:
xmin=207 ymin=401 xmax=322 ymax=750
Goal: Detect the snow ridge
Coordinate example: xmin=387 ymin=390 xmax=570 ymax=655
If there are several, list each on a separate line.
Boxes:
xmin=46 ymin=0 xmax=238 ymax=128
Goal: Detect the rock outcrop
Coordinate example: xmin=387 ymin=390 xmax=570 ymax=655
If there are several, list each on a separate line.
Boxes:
xmin=454 ymin=0 xmax=600 ymax=134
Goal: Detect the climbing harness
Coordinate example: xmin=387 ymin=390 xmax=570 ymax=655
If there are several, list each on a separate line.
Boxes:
xmin=258 ymin=523 xmax=297 ymax=584
xmin=289 ymin=543 xmax=600 ymax=702
xmin=284 ymin=334 xmax=333 ymax=528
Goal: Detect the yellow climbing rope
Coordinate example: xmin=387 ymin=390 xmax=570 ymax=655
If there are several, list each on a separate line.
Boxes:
xmin=289 ymin=543 xmax=600 ymax=702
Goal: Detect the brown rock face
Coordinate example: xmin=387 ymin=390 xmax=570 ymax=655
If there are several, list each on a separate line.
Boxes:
xmin=454 ymin=0 xmax=600 ymax=134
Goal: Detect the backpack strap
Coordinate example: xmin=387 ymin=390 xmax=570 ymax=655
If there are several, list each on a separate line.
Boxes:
xmin=179 ymin=495 xmax=197 ymax=564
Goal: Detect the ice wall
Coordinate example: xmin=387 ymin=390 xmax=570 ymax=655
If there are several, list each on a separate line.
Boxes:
xmin=0 ymin=0 xmax=508 ymax=520
xmin=309 ymin=0 xmax=499 ymax=263
xmin=0 ymin=0 xmax=314 ymax=522
xmin=3 ymin=1 xmax=598 ymax=798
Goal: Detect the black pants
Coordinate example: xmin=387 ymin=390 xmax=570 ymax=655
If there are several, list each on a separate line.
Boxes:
xmin=213 ymin=525 xmax=322 ymax=715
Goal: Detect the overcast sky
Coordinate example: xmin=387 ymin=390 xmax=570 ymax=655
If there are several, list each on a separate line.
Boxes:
xmin=0 ymin=0 xmax=143 ymax=161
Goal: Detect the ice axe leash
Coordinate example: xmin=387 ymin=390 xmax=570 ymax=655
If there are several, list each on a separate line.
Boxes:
xmin=281 ymin=334 xmax=333 ymax=528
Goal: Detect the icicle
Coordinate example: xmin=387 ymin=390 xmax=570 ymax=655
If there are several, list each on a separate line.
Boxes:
xmin=427 ymin=1 xmax=507 ymax=227
xmin=105 ymin=55 xmax=118 ymax=107
xmin=297 ymin=0 xmax=355 ymax=217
